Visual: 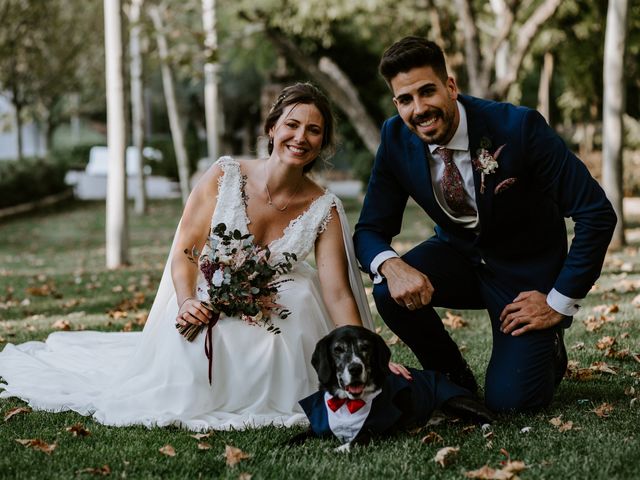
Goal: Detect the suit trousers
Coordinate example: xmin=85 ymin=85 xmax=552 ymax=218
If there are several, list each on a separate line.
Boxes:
xmin=372 ymin=235 xmax=562 ymax=412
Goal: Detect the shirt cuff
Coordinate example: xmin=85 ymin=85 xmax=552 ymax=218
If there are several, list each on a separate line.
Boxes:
xmin=547 ymin=288 xmax=580 ymax=317
xmin=370 ymin=250 xmax=399 ymax=284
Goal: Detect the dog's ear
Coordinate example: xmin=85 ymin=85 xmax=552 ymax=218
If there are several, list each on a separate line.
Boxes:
xmin=311 ymin=332 xmax=335 ymax=389
xmin=372 ymin=331 xmax=392 ymax=385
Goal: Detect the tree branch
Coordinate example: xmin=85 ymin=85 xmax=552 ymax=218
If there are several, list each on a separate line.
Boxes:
xmin=491 ymin=0 xmax=562 ymax=98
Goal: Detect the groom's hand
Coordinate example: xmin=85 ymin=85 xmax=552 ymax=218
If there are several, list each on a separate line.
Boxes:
xmin=499 ymin=290 xmax=565 ymax=336
xmin=379 ymin=258 xmax=433 ymax=311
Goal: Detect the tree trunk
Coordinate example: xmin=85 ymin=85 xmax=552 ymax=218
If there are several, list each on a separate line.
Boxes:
xmin=453 ymin=0 xmax=483 ymax=96
xmin=14 ymin=102 xmax=23 ymax=162
xmin=149 ymin=5 xmax=191 ymax=204
xmin=202 ymin=0 xmax=221 ymax=163
xmin=129 ymin=0 xmax=147 ymax=215
xmin=602 ymin=0 xmax=628 ymax=250
xmin=537 ymin=52 xmax=554 ymax=123
xmin=104 ymin=0 xmax=129 ymax=268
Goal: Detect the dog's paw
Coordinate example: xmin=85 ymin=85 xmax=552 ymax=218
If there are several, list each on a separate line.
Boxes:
xmin=334 ymin=442 xmax=352 ymax=453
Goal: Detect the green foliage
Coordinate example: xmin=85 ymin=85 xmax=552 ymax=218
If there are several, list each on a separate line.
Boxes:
xmin=50 ymin=143 xmax=96 ymax=170
xmin=0 ymin=158 xmax=69 ymax=209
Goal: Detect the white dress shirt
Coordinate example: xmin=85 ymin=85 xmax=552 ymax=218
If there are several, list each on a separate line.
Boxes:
xmin=369 ymin=101 xmax=579 ymax=316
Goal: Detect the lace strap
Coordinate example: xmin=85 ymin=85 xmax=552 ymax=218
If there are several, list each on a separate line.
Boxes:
xmin=211 ymin=157 xmax=250 ymax=233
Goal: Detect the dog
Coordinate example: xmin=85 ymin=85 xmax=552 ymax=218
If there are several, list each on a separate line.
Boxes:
xmin=292 ymin=325 xmax=495 ymax=451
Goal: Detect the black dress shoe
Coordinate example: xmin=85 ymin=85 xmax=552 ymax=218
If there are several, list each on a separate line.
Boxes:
xmin=446 ymin=361 xmax=479 ymax=395
xmin=442 ymin=395 xmax=497 ymax=424
xmin=554 ymin=328 xmax=568 ymax=387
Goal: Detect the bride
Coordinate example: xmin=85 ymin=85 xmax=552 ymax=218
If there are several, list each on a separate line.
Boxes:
xmin=0 ymin=83 xmax=406 ymax=431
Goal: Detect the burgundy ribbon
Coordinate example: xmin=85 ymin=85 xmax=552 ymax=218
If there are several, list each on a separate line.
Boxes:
xmin=204 ymin=312 xmax=220 ymax=385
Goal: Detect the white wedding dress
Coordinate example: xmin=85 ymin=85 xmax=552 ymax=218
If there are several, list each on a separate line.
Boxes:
xmin=0 ymin=157 xmax=373 ymax=431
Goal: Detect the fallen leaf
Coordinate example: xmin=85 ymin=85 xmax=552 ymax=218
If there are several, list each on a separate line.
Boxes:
xmin=15 ymin=438 xmax=57 ymax=454
xmin=503 ymin=460 xmax=527 ymax=474
xmin=52 ymin=319 xmax=71 ymax=331
xmin=386 ymin=334 xmax=399 ymax=346
xmin=75 ymin=465 xmax=111 ymax=476
xmin=121 ymin=321 xmax=133 ymax=332
xmin=190 ymin=432 xmax=212 ymax=440
xmin=549 ymin=416 xmax=574 ymax=432
xmin=464 ymin=465 xmax=512 ymax=479
xmin=461 ymin=425 xmax=476 ymax=434
xmin=570 ymin=342 xmax=585 ymax=350
xmin=66 ymin=423 xmax=91 ymax=437
xmin=197 ymin=442 xmax=212 ymax=450
xmin=592 ymin=304 xmax=618 ymax=314
xmin=583 ymin=315 xmax=613 ymax=332
xmin=605 ymin=348 xmax=630 ymax=359
xmin=135 ymin=312 xmax=148 ymax=326
xmin=592 ymin=402 xmax=614 ymax=418
xmin=238 ymin=473 xmax=252 ymax=480
xmin=62 ymin=299 xmax=80 ymax=309
xmin=225 ymin=445 xmax=251 ymax=467
xmin=420 ymin=431 xmax=444 ymax=444
xmin=4 ymin=407 xmax=31 ymax=422
xmin=520 ymin=426 xmax=532 ymax=433
xmin=443 ymin=311 xmax=467 ymax=329
xmin=589 ymin=361 xmax=618 ymax=375
xmin=620 ymin=332 xmax=630 ymax=339
xmin=159 ymin=444 xmax=176 ymax=457
xmin=26 ymin=285 xmax=53 ymax=296
xmin=433 ymin=446 xmax=459 ymax=467
xmin=595 ymin=336 xmax=616 ymax=350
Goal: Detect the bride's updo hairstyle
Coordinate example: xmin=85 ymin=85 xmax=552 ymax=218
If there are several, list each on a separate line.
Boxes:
xmin=264 ymin=82 xmax=336 ymax=173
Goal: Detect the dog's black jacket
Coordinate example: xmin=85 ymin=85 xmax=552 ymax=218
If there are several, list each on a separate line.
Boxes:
xmin=299 ymin=367 xmax=471 ymax=442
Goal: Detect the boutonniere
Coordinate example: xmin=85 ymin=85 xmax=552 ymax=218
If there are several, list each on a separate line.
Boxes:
xmin=473 ymin=138 xmax=506 ymax=194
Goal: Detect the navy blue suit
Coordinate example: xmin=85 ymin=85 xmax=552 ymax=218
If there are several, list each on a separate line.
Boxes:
xmin=299 ymin=368 xmax=469 ymax=442
xmin=354 ymin=95 xmax=616 ymax=412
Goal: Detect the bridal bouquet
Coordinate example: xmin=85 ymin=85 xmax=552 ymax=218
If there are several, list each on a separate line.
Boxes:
xmin=176 ymin=223 xmax=296 ymax=383
xmin=177 ymin=222 xmax=296 ymax=340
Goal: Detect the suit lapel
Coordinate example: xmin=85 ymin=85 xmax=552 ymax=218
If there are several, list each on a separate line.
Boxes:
xmin=462 ymin=96 xmax=495 ymax=237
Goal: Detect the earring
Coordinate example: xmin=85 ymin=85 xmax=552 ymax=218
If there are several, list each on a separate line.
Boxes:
xmin=268 ymin=136 xmax=274 ymax=149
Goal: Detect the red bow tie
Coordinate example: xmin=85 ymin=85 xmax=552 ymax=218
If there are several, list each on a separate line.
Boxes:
xmin=326 ymin=396 xmax=366 ymax=414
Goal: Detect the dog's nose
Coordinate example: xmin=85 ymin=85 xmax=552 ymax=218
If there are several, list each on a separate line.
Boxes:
xmin=348 ymin=364 xmax=363 ymax=377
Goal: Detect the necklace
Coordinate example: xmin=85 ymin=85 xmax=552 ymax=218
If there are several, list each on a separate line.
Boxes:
xmin=263 ymin=163 xmax=303 ymax=212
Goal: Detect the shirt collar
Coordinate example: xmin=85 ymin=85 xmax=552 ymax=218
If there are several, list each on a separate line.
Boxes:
xmin=428 ymin=100 xmax=468 ymax=154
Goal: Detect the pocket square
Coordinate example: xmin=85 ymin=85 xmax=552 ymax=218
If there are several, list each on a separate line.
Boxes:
xmin=494 ymin=177 xmax=517 ymax=194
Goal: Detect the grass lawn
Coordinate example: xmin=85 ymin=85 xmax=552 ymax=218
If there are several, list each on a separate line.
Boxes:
xmin=0 ymin=198 xmax=638 ymax=479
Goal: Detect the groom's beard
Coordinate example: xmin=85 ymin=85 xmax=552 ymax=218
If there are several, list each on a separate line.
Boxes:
xmin=410 ymin=105 xmax=457 ymax=145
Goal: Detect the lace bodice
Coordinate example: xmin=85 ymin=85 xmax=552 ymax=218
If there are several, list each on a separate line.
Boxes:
xmin=211 ymin=157 xmax=337 ymax=265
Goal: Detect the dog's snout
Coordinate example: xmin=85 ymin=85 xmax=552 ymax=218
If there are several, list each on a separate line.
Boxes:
xmin=348 ymin=363 xmax=363 ymax=377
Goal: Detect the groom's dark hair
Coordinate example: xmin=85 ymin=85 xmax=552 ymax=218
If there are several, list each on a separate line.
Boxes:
xmin=379 ymin=36 xmax=448 ymax=86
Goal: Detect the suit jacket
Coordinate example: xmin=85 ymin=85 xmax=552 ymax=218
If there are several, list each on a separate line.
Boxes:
xmin=354 ymin=95 xmax=616 ymax=300
xmin=299 ymin=368 xmax=469 ymax=442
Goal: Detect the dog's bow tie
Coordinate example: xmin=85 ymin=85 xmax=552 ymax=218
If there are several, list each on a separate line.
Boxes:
xmin=326 ymin=396 xmax=366 ymax=414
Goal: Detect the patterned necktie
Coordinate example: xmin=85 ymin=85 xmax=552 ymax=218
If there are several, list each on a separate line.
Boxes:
xmin=326 ymin=396 xmax=366 ymax=414
xmin=436 ymin=147 xmax=476 ymax=216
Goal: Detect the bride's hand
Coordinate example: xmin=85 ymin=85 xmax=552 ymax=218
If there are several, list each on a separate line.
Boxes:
xmin=389 ymin=361 xmax=412 ymax=380
xmin=176 ymin=298 xmax=212 ymax=326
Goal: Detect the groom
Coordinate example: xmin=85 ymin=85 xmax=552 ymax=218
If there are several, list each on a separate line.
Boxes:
xmin=353 ymin=36 xmax=616 ymax=412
